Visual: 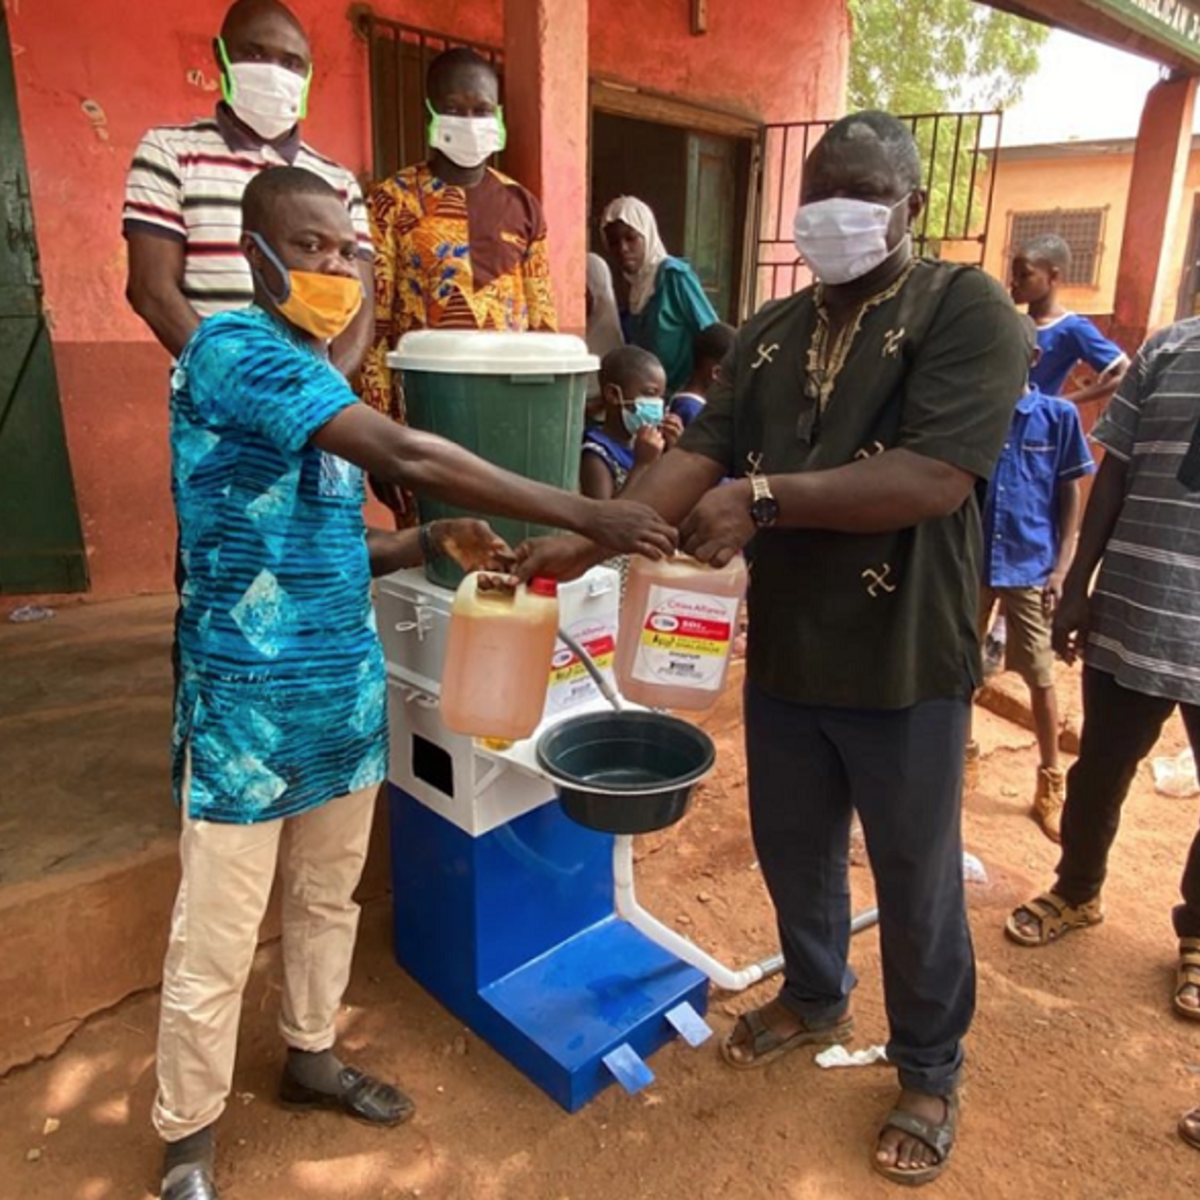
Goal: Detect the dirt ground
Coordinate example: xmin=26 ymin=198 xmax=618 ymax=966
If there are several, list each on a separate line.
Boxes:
xmin=2 ymin=680 xmax=1200 ymax=1199
xmin=0 ymin=596 xmax=175 ymax=885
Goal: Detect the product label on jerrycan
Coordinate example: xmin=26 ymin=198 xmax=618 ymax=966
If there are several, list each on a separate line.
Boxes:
xmin=544 ymin=617 xmax=617 ymax=717
xmin=631 ymin=585 xmax=738 ymax=690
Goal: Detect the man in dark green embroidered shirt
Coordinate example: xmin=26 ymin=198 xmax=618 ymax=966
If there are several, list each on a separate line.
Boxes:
xmin=519 ymin=112 xmax=1027 ymax=1185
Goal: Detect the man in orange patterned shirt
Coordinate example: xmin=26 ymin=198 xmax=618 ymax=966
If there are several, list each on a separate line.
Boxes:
xmin=361 ymin=47 xmax=558 ymax=435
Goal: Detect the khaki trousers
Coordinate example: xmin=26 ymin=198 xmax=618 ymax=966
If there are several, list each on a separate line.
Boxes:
xmin=152 ymin=782 xmax=378 ymax=1141
xmin=978 ymin=585 xmax=1055 ymax=689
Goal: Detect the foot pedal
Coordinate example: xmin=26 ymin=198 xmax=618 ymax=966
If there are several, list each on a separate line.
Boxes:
xmin=602 ymin=1043 xmax=654 ymax=1094
xmin=665 ymin=1001 xmax=713 ymax=1047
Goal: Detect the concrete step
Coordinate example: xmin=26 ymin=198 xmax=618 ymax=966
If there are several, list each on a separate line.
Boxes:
xmin=0 ymin=795 xmax=392 ymax=1075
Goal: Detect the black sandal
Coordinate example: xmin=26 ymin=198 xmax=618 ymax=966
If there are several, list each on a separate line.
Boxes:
xmin=720 ymin=1006 xmax=854 ymax=1071
xmin=279 ymin=1065 xmax=416 ymax=1127
xmin=873 ymin=1092 xmax=961 ymax=1187
xmin=161 ymin=1166 xmax=219 ymax=1200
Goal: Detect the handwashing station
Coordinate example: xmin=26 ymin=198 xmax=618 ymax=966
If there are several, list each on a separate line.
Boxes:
xmin=374 ymin=331 xmax=868 ymax=1112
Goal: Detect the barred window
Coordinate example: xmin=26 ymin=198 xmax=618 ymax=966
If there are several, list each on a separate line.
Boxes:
xmin=355 ymin=11 xmax=503 ymax=182
xmin=1008 ymin=208 xmax=1106 ymax=288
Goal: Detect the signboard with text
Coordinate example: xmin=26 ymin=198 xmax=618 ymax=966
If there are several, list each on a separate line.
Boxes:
xmin=1084 ymin=0 xmax=1200 ymax=63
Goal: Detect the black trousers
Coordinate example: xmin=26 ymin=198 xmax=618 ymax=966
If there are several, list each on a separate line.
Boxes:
xmin=1056 ymin=666 xmax=1200 ymax=939
xmin=744 ymin=682 xmax=975 ymax=1097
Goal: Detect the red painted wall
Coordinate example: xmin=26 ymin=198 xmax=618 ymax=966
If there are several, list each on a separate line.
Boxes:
xmin=9 ymin=0 xmax=847 ymax=599
xmin=589 ymin=1 xmax=847 ymax=125
xmin=1111 ymin=74 xmax=1199 ymax=350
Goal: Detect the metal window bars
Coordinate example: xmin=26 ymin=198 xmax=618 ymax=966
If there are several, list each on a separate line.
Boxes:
xmin=753 ymin=111 xmax=1004 ymax=309
xmin=353 ymin=8 xmax=504 ymax=182
xmin=1007 ymin=207 xmax=1107 ymax=288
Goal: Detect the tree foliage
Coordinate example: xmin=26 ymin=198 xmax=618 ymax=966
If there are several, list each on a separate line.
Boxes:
xmin=848 ymin=0 xmax=1049 ymax=113
xmin=846 ymin=0 xmax=1050 ymax=249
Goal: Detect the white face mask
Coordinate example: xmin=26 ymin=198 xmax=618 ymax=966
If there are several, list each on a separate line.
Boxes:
xmin=222 ymin=59 xmax=310 ymax=141
xmin=793 ymin=195 xmax=910 ymax=285
xmin=427 ymin=104 xmax=507 ymax=169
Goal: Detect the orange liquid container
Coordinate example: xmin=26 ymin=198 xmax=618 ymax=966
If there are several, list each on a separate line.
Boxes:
xmin=614 ymin=554 xmax=748 ymax=711
xmin=440 ymin=574 xmax=560 ymax=741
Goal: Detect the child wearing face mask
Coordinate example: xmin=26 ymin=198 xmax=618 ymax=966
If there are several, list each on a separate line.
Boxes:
xmin=581 ymin=347 xmax=677 ymax=500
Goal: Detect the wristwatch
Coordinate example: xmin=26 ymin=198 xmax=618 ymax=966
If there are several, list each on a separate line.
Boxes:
xmin=749 ymin=474 xmax=780 ymax=528
xmin=418 ymin=522 xmax=440 ymax=561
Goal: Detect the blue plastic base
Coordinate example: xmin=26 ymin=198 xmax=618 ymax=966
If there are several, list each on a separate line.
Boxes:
xmin=388 ymin=784 xmax=708 ymax=1112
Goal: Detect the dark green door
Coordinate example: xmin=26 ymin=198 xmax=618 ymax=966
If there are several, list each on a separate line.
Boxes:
xmin=0 ymin=12 xmax=87 ymax=593
xmin=683 ymin=132 xmax=738 ymax=322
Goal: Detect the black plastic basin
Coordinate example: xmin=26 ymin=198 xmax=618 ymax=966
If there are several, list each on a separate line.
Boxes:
xmin=537 ymin=710 xmax=716 ymax=834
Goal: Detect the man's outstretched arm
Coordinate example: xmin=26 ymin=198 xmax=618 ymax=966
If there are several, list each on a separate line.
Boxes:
xmin=313 ymin=404 xmax=678 ymax=559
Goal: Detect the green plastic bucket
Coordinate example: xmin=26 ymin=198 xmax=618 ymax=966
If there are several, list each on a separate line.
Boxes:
xmin=389 ymin=331 xmax=596 ymax=589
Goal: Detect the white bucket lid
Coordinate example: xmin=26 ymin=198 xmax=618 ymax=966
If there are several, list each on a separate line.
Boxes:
xmin=388 ymin=330 xmax=599 ymax=376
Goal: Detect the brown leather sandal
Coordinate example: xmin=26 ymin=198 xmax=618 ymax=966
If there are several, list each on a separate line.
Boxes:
xmin=1175 ymin=938 xmax=1200 ymax=1021
xmin=1180 ymin=1107 xmax=1200 ymax=1151
xmin=873 ymin=1091 xmax=961 ymax=1187
xmin=720 ymin=1005 xmax=854 ymax=1071
xmin=1004 ymin=891 xmax=1104 ymax=947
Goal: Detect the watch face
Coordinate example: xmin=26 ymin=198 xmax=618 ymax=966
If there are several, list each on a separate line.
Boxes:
xmin=751 ymin=496 xmax=780 ymax=527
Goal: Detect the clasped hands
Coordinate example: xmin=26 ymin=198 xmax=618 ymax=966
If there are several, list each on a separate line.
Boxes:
xmin=516 ymin=479 xmax=755 ymax=581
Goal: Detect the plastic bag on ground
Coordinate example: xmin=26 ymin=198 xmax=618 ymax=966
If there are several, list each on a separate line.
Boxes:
xmin=962 ymin=851 xmax=988 ymax=884
xmin=1152 ymin=747 xmax=1200 ymax=798
xmin=7 ymin=605 xmax=55 ymax=623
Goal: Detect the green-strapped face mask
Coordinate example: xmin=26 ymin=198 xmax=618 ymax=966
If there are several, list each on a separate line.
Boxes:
xmin=218 ymin=37 xmax=312 ymax=141
xmin=426 ymin=99 xmax=506 ymax=168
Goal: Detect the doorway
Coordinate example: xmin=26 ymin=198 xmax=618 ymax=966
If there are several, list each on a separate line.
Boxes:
xmin=0 ymin=11 xmax=87 ymax=593
xmin=590 ymin=107 xmax=755 ymax=324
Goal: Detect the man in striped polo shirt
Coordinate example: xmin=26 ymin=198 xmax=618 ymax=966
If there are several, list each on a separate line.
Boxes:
xmin=1005 ymin=319 xmax=1200 ymax=1148
xmin=123 ymin=0 xmax=373 ymax=375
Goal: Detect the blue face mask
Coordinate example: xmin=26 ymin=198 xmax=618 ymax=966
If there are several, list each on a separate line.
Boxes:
xmin=621 ymin=395 xmax=665 ymax=436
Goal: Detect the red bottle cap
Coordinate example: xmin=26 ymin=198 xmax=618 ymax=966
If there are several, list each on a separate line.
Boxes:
xmin=527 ymin=577 xmax=559 ymax=597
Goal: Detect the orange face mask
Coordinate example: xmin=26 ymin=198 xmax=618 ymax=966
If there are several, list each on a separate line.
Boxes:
xmin=249 ymin=232 xmax=362 ymax=341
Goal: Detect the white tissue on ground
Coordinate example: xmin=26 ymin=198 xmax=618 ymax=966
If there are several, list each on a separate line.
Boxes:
xmin=815 ymin=1044 xmax=889 ymax=1069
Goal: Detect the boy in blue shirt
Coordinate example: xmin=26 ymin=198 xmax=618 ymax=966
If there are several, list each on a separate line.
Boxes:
xmin=669 ymin=322 xmax=736 ymax=428
xmin=154 ymin=166 xmax=674 ymax=1200
xmin=1010 ymin=233 xmax=1129 ymax=400
xmin=970 ymin=315 xmax=1095 ymax=842
xmin=581 ymin=346 xmax=672 ymax=499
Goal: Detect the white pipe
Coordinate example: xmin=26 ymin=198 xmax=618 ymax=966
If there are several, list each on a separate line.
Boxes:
xmin=612 ymin=835 xmax=779 ymax=992
xmin=612 ymin=836 xmax=882 ymax=993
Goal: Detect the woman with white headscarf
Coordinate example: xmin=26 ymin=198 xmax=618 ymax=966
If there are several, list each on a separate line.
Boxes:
xmin=601 ymin=196 xmax=718 ymax=394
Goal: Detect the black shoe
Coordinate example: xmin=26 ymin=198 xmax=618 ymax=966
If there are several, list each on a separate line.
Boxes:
xmin=162 ymin=1166 xmax=219 ymax=1200
xmin=279 ymin=1064 xmax=415 ymax=1127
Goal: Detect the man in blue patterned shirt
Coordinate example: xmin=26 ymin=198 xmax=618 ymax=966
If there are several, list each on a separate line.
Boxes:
xmin=155 ymin=166 xmax=675 ymax=1200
